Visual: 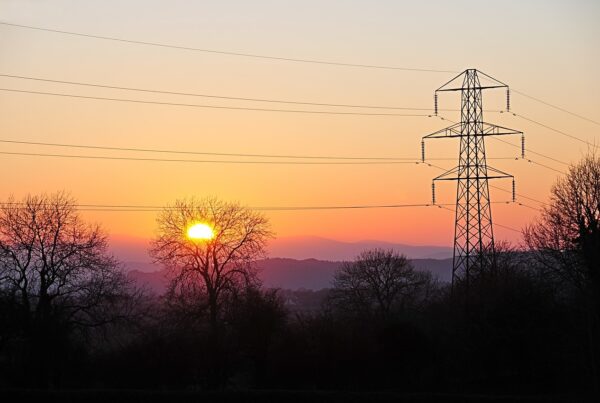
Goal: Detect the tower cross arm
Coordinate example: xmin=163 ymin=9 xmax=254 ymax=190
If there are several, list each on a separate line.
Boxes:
xmin=437 ymin=85 xmax=506 ymax=92
xmin=432 ymin=166 xmax=459 ymax=181
xmin=481 ymin=122 xmax=523 ymax=136
xmin=431 ymin=165 xmax=513 ymax=182
xmin=435 ymin=69 xmax=508 ymax=93
xmin=423 ymin=122 xmax=522 ymax=140
xmin=485 ymin=166 xmax=514 ymax=180
xmin=422 ymin=123 xmax=462 ymax=140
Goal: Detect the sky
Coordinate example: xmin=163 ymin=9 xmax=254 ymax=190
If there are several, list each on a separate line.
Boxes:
xmin=0 ymin=0 xmax=599 ymax=249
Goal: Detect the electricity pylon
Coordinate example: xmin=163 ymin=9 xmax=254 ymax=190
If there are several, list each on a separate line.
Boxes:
xmin=422 ymin=69 xmax=523 ymax=289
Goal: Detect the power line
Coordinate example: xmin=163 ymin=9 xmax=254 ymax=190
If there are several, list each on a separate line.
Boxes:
xmin=436 ymin=205 xmax=522 ymax=233
xmin=435 ymin=115 xmax=568 ymax=175
xmin=0 ymin=199 xmax=527 ymax=242
xmin=0 ymin=138 xmax=520 ymax=162
xmin=494 ymin=222 xmax=523 ymax=233
xmin=0 ymin=21 xmax=457 ymax=73
xmin=509 ymin=112 xmax=599 ymax=149
xmin=486 ymin=138 xmax=567 ymax=174
xmin=0 ymin=138 xmax=406 ymax=161
xmin=515 ymin=202 xmax=543 ymax=212
xmin=491 ymin=183 xmax=548 ymax=206
xmin=512 ymin=89 xmax=600 ymax=127
xmin=0 ymin=201 xmax=453 ymax=212
xmin=0 ymin=138 xmax=432 ymax=161
xmin=0 ymin=150 xmax=428 ymax=165
xmin=5 ymin=21 xmax=597 ymax=129
xmin=0 ymin=73 xmax=442 ymax=111
xmin=425 ymin=161 xmax=549 ymax=206
xmin=2 ymin=147 xmax=557 ymax=201
xmin=0 ymin=95 xmax=565 ymax=169
xmin=477 ymin=75 xmax=600 ymax=128
xmin=0 ymin=73 xmax=508 ymax=114
xmin=490 ymin=136 xmax=569 ymax=166
xmin=0 ymin=200 xmax=519 ymax=212
xmin=0 ymin=200 xmax=529 ymax=237
xmin=0 ymin=88 xmax=430 ymax=117
xmin=431 ymin=162 xmax=550 ymax=206
xmin=525 ymin=159 xmax=566 ymax=175
xmin=0 ymin=74 xmax=504 ymax=115
xmin=0 ymin=149 xmax=515 ymax=166
xmin=0 ymin=93 xmax=555 ymax=210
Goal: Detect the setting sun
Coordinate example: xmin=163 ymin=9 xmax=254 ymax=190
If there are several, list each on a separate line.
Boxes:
xmin=186 ymin=223 xmax=215 ymax=240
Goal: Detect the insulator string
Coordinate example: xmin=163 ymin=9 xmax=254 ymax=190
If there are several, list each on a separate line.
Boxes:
xmin=512 ymin=179 xmax=516 ymax=202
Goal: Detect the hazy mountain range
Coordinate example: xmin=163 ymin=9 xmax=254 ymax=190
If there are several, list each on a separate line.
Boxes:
xmin=110 ymin=235 xmax=452 ymax=264
xmin=127 ymin=257 xmax=452 ymax=293
xmin=112 ymin=235 xmax=453 ymax=291
xmin=267 ymin=236 xmax=452 ymax=260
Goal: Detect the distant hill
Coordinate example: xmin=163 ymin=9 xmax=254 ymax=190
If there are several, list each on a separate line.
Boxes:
xmin=110 ymin=235 xmax=453 ymax=270
xmin=258 ymin=258 xmax=341 ymax=290
xmin=127 ymin=257 xmax=452 ymax=294
xmin=267 ymin=236 xmax=452 ymax=260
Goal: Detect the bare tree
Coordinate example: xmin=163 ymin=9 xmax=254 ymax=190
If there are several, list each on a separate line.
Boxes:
xmin=524 ymin=153 xmax=600 ymax=293
xmin=149 ymin=197 xmax=272 ymax=333
xmin=328 ymin=249 xmax=436 ymax=319
xmin=524 ymin=153 xmax=600 ymax=389
xmin=0 ymin=192 xmax=138 ymax=385
xmin=149 ymin=197 xmax=272 ymax=388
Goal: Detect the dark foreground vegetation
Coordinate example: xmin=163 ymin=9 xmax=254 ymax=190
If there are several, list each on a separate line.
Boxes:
xmin=2 ymin=389 xmax=595 ymax=403
xmin=1 ymin=155 xmax=599 ymax=402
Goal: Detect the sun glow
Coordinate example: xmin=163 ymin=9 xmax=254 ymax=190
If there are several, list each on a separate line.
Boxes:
xmin=186 ymin=223 xmax=215 ymax=240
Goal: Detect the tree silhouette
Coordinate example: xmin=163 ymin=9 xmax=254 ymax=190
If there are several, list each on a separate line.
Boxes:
xmin=524 ymin=153 xmax=600 ymax=390
xmin=0 ymin=192 xmax=137 ymax=386
xmin=149 ymin=197 xmax=272 ymax=388
xmin=328 ymin=249 xmax=435 ymax=320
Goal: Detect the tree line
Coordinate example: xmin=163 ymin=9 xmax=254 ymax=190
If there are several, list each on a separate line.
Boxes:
xmin=0 ymin=154 xmax=598 ymax=394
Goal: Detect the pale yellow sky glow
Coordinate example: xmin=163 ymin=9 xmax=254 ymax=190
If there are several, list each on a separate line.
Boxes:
xmin=0 ymin=0 xmax=598 ymax=248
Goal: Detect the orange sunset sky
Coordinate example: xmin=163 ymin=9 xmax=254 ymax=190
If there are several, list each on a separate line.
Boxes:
xmin=0 ymin=0 xmax=599 ymax=249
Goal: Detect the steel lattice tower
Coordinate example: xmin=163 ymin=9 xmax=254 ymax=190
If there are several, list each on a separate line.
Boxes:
xmin=422 ymin=69 xmax=523 ymax=289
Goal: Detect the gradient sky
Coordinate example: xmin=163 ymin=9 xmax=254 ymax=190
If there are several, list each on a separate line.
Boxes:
xmin=0 ymin=0 xmax=598 ymax=248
